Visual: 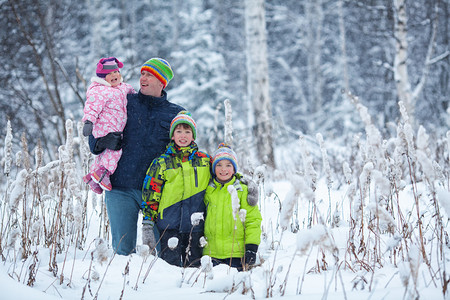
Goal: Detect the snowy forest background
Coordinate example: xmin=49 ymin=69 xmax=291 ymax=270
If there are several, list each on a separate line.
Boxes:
xmin=0 ymin=0 xmax=450 ymax=299
xmin=1 ymin=0 xmax=449 ymax=159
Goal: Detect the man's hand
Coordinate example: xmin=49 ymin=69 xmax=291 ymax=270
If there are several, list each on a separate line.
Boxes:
xmin=94 ymin=132 xmax=123 ymax=153
xmin=142 ymin=221 xmax=157 ymax=255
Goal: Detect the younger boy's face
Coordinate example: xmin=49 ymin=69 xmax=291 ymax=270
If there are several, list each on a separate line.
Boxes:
xmin=215 ymin=160 xmax=234 ymax=182
xmin=171 ymin=124 xmax=194 ymax=147
xmin=105 ymin=71 xmax=121 ymax=87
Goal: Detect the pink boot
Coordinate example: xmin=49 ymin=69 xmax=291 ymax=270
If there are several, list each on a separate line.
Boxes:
xmin=83 ymin=173 xmax=103 ymax=194
xmin=91 ymin=166 xmax=112 ymax=191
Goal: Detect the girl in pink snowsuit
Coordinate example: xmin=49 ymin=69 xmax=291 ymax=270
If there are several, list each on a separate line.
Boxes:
xmin=82 ymin=57 xmax=136 ymax=193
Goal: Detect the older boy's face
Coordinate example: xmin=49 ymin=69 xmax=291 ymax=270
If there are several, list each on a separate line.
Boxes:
xmin=171 ymin=125 xmax=194 ymax=147
xmin=215 ymin=160 xmax=234 ymax=182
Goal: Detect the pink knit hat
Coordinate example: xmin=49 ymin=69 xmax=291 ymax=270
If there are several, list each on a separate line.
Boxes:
xmin=96 ymin=57 xmax=124 ymax=78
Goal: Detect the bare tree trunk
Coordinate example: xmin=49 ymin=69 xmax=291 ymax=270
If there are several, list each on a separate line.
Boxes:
xmin=338 ymin=0 xmax=349 ymax=92
xmin=306 ymin=1 xmax=324 ymax=113
xmin=87 ymin=0 xmax=103 ymax=58
xmin=393 ymin=0 xmax=414 ymax=124
xmin=244 ymin=0 xmax=275 ymax=168
xmin=393 ymin=0 xmax=439 ymax=127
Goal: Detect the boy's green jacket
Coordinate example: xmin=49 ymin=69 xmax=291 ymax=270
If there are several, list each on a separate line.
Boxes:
xmin=141 ymin=141 xmax=210 ymax=233
xmin=203 ymin=176 xmax=262 ymax=259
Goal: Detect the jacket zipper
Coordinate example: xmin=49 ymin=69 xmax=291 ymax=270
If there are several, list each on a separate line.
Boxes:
xmin=194 ymin=167 xmax=198 ymax=187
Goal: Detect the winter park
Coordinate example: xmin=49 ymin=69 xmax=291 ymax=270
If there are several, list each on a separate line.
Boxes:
xmin=1 ymin=1 xmax=449 ymax=300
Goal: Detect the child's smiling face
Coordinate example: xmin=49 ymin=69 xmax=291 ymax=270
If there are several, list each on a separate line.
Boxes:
xmin=105 ymin=71 xmax=121 ymax=87
xmin=215 ymin=160 xmax=234 ymax=182
xmin=171 ymin=124 xmax=194 ymax=147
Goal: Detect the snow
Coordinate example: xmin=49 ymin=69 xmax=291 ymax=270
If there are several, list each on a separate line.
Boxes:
xmin=0 ymin=271 xmax=60 ymax=300
xmin=191 ymin=212 xmax=204 ymax=226
xmin=239 ymin=209 xmax=247 ymax=223
xmin=168 ymin=237 xmax=179 ymax=250
xmin=0 ymin=105 xmax=448 ymax=299
xmin=228 ymin=184 xmax=240 ymax=220
xmin=3 ymin=120 xmax=12 ymax=175
xmin=0 ymin=177 xmax=445 ymax=300
xmin=1 ymin=1 xmax=448 ymax=298
xmin=296 ymin=224 xmax=330 ymax=255
xmin=437 ymin=187 xmax=450 ymax=218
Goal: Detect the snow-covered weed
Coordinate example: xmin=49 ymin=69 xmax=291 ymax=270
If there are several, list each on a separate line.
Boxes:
xmin=0 ymin=101 xmax=448 ymax=299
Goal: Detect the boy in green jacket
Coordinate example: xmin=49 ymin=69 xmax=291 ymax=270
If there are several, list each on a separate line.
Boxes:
xmin=203 ymin=143 xmax=262 ymax=270
xmin=141 ymin=111 xmax=210 ymax=267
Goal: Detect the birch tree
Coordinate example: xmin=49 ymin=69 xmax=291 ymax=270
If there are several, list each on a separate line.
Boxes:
xmin=393 ymin=0 xmax=413 ymax=123
xmin=306 ymin=1 xmax=324 ymax=113
xmin=393 ymin=0 xmax=439 ymax=127
xmin=338 ymin=0 xmax=349 ymax=92
xmin=244 ymin=0 xmax=275 ymax=168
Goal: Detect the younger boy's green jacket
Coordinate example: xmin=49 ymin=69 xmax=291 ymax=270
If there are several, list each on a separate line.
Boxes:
xmin=203 ymin=176 xmax=262 ymax=259
xmin=141 ymin=141 xmax=210 ymax=233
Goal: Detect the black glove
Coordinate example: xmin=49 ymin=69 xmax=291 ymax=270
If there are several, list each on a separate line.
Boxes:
xmin=82 ymin=121 xmax=93 ymax=137
xmin=244 ymin=244 xmax=258 ymax=266
xmin=92 ymin=132 xmax=123 ymax=153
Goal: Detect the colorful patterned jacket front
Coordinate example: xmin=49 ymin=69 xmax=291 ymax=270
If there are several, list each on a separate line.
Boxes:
xmin=141 ymin=141 xmax=211 ymax=233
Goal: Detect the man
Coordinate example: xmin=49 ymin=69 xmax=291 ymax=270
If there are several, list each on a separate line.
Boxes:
xmin=88 ymin=58 xmax=184 ymax=255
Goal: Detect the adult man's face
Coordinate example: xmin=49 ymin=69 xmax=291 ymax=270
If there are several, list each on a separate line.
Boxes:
xmin=140 ymin=70 xmax=164 ymax=97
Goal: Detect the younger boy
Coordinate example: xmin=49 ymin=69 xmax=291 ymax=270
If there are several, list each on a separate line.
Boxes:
xmin=141 ymin=111 xmax=210 ymax=267
xmin=203 ymin=143 xmax=262 ymax=270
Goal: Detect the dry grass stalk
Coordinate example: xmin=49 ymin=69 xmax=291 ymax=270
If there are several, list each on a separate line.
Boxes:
xmin=27 ymin=250 xmax=39 ymax=286
xmin=0 ymin=94 xmax=448 ymax=299
xmin=93 ymin=250 xmax=117 ymax=300
xmin=119 ymin=259 xmax=130 ymax=300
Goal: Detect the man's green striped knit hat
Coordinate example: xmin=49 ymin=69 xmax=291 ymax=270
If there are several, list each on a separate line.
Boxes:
xmin=141 ymin=58 xmax=174 ymax=88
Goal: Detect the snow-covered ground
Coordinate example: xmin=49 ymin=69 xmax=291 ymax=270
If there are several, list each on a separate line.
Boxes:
xmin=0 ymin=178 xmax=446 ymax=300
